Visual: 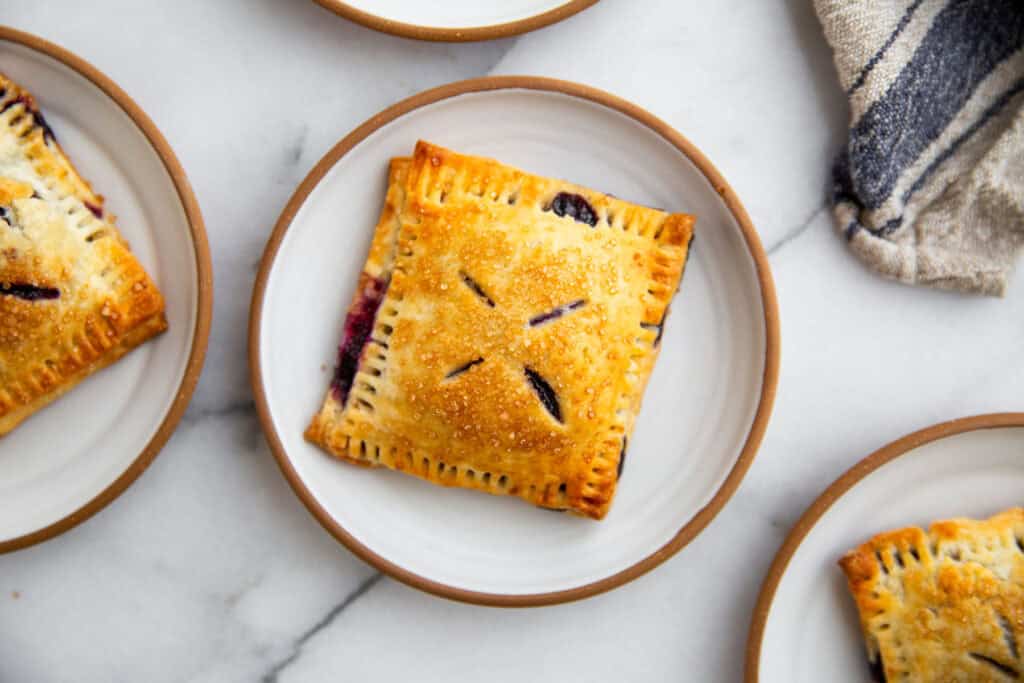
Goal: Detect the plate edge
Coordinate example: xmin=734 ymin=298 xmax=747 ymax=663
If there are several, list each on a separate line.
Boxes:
xmin=744 ymin=412 xmax=1024 ymax=681
xmin=0 ymin=25 xmax=213 ymax=553
xmin=248 ymin=74 xmax=780 ymax=607
xmin=311 ymin=0 xmax=600 ymax=42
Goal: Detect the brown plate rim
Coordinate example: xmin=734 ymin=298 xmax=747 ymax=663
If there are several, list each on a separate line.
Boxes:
xmin=312 ymin=0 xmax=600 ymax=41
xmin=248 ymin=75 xmax=780 ymax=607
xmin=0 ymin=25 xmax=213 ymax=554
xmin=744 ymin=412 xmax=1024 ymax=680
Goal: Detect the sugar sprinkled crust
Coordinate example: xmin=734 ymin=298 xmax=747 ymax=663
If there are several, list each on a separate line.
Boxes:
xmin=306 ymin=141 xmax=694 ymax=519
xmin=839 ymin=508 xmax=1024 ymax=682
xmin=0 ymin=73 xmax=166 ymax=435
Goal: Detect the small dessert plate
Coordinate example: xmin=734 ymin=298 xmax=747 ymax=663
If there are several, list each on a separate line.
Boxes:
xmin=747 ymin=413 xmax=1024 ymax=681
xmin=0 ymin=27 xmax=211 ymax=552
xmin=250 ymin=77 xmax=778 ymax=606
xmin=313 ymin=0 xmax=599 ymax=41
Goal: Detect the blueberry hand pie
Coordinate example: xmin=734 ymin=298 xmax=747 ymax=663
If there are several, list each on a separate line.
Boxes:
xmin=840 ymin=508 xmax=1024 ymax=682
xmin=0 ymin=73 xmax=166 ymax=435
xmin=306 ymin=141 xmax=694 ymax=519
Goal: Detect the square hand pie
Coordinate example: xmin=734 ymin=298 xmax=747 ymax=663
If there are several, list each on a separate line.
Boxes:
xmin=306 ymin=141 xmax=694 ymax=519
xmin=840 ymin=508 xmax=1024 ymax=682
xmin=0 ymin=73 xmax=166 ymax=436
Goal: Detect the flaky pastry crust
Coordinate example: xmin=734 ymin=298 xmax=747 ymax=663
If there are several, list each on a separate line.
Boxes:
xmin=306 ymin=141 xmax=694 ymax=519
xmin=840 ymin=508 xmax=1024 ymax=682
xmin=0 ymin=73 xmax=166 ymax=435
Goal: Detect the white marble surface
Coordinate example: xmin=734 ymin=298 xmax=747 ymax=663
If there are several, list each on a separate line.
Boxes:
xmin=2 ymin=1 xmax=1022 ymax=681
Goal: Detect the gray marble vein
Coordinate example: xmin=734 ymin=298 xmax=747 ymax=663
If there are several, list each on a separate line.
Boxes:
xmin=260 ymin=573 xmax=384 ymax=683
xmin=181 ymin=399 xmax=256 ymax=426
xmin=768 ymin=205 xmax=828 ymax=256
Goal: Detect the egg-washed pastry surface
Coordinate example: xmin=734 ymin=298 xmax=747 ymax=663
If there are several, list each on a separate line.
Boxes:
xmin=306 ymin=141 xmax=694 ymax=519
xmin=0 ymin=73 xmax=166 ymax=436
xmin=840 ymin=508 xmax=1024 ymax=682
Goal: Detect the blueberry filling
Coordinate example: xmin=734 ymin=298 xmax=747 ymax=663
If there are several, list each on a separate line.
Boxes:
xmin=84 ymin=201 xmax=103 ymax=219
xmin=0 ymin=96 xmax=22 ymax=116
xmin=330 ymin=276 xmax=387 ymax=404
xmin=528 ymin=299 xmax=585 ymax=327
xmin=524 ymin=367 xmax=561 ymax=422
xmin=617 ymin=436 xmax=627 ymax=479
xmin=968 ymin=653 xmax=1019 ymax=678
xmin=640 ymin=320 xmax=664 ymax=347
xmin=641 ymin=308 xmax=669 ymax=348
xmin=33 ymin=108 xmax=56 ymax=143
xmin=868 ymin=656 xmax=886 ymax=683
xmin=460 ymin=272 xmax=495 ymax=307
xmin=445 ymin=357 xmax=484 ymax=379
xmin=1 ymin=95 xmax=56 ymax=142
xmin=654 ymin=314 xmax=666 ymax=347
xmin=548 ymin=192 xmax=597 ymax=227
xmin=1 ymin=283 xmax=59 ymax=301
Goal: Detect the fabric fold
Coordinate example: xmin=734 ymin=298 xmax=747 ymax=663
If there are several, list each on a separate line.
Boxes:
xmin=816 ymin=0 xmax=1024 ymax=296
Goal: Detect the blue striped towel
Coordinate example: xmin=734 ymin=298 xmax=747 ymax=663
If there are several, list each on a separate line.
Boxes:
xmin=816 ymin=0 xmax=1024 ymax=295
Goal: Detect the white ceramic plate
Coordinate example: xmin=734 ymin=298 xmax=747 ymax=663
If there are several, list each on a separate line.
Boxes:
xmin=749 ymin=415 xmax=1024 ymax=681
xmin=314 ymin=0 xmax=598 ymax=41
xmin=0 ymin=29 xmax=211 ymax=551
xmin=252 ymin=78 xmax=777 ymax=605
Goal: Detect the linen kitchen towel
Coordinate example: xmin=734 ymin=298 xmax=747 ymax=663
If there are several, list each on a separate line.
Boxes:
xmin=815 ymin=0 xmax=1024 ymax=296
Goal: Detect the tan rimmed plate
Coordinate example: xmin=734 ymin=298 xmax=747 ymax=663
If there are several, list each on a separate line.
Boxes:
xmin=249 ymin=76 xmax=779 ymax=606
xmin=314 ymin=0 xmax=599 ymax=41
xmin=746 ymin=413 xmax=1024 ymax=681
xmin=0 ymin=27 xmax=212 ymax=553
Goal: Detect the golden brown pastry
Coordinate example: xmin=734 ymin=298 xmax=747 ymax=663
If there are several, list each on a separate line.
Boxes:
xmin=840 ymin=508 xmax=1024 ymax=682
xmin=306 ymin=141 xmax=694 ymax=519
xmin=0 ymin=73 xmax=166 ymax=435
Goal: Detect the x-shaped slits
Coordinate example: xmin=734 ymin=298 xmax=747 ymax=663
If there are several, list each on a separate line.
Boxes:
xmin=445 ymin=272 xmax=586 ymax=423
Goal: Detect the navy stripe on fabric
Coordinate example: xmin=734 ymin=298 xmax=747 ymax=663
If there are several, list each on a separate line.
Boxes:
xmin=844 ymin=219 xmax=861 ymax=240
xmin=847 ymin=0 xmax=927 ymax=96
xmin=901 ymin=75 xmax=1024 ymax=203
xmin=867 ymin=215 xmax=903 ymax=237
xmin=838 ymin=75 xmax=1023 ymax=239
xmin=844 ymin=0 xmax=1024 ymax=210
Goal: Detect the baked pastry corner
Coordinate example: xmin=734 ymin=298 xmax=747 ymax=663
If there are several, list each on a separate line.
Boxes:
xmin=839 ymin=508 xmax=1024 ymax=682
xmin=0 ymin=72 xmax=167 ymax=435
xmin=307 ymin=141 xmax=695 ymax=519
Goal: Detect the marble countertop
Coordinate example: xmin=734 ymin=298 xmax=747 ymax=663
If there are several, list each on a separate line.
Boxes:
xmin=3 ymin=1 xmax=1022 ymax=681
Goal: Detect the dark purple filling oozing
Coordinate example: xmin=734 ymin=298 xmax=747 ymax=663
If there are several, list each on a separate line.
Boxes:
xmin=1 ymin=283 xmax=59 ymax=301
xmin=84 ymin=201 xmax=103 ymax=219
xmin=967 ymin=653 xmax=1019 ymax=678
xmin=528 ymin=299 xmax=585 ymax=327
xmin=330 ymin=276 xmax=387 ymax=405
xmin=549 ymin=192 xmax=597 ymax=227
xmin=868 ymin=656 xmax=886 ymax=683
xmin=641 ymin=318 xmax=665 ymax=348
xmin=445 ymin=357 xmax=484 ymax=379
xmin=460 ymin=272 xmax=495 ymax=307
xmin=1 ymin=95 xmax=56 ymax=142
xmin=524 ymin=367 xmax=562 ymax=422
xmin=617 ymin=436 xmax=627 ymax=479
